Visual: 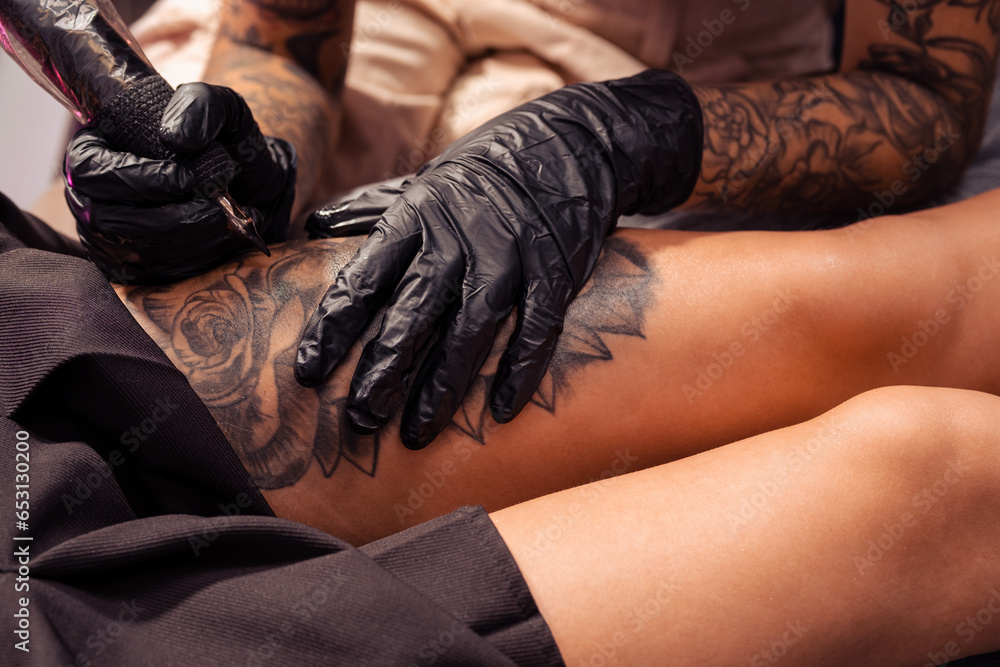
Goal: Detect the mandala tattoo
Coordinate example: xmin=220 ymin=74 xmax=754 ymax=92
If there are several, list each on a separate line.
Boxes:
xmin=126 ymin=237 xmax=654 ymax=490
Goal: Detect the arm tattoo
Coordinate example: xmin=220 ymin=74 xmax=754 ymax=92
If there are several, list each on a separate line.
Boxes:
xmin=694 ymin=0 xmax=1000 ymax=212
xmin=217 ymin=0 xmax=348 ymax=95
xmin=287 ymin=30 xmax=343 ymax=84
xmin=205 ymin=0 xmax=351 ymax=211
xmin=245 ymin=0 xmax=340 ymax=21
xmin=205 ymin=28 xmax=342 ymax=216
xmin=124 ymin=237 xmax=655 ymax=490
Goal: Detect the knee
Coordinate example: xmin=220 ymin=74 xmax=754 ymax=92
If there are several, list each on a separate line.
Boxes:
xmin=834 ymin=386 xmax=1000 ymax=502
xmin=842 ymin=385 xmax=999 ymax=435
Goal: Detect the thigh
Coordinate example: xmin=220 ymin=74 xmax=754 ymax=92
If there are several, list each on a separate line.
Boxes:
xmin=492 ymin=386 xmax=1000 ymax=666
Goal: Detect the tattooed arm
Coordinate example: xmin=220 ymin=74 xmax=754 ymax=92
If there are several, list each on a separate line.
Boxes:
xmin=203 ymin=0 xmax=356 ymax=223
xmin=113 ymin=192 xmax=1000 ymax=545
xmin=691 ymin=0 xmax=1000 ymax=212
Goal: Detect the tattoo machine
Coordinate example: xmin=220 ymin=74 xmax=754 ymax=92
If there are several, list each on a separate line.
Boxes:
xmin=0 ymin=0 xmax=271 ymax=256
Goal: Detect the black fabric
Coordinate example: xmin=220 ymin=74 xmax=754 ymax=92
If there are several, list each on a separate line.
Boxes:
xmin=0 ymin=192 xmax=85 ymax=258
xmin=362 ymin=507 xmax=564 ymax=667
xmin=0 ymin=415 xmax=560 ymax=666
xmin=0 ymin=420 xmax=562 ymax=665
xmin=0 ymin=201 xmax=562 ymax=665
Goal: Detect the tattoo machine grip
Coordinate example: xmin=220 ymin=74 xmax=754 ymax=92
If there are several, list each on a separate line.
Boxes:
xmin=94 ymin=74 xmax=271 ymax=256
xmin=0 ymin=0 xmax=269 ymax=256
xmin=96 ymin=74 xmax=234 ymax=196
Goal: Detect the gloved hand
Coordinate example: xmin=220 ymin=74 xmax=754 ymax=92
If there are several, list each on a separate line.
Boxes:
xmin=305 ymin=175 xmax=412 ymax=238
xmin=65 ymin=82 xmax=297 ymax=284
xmin=296 ymin=69 xmax=703 ymax=449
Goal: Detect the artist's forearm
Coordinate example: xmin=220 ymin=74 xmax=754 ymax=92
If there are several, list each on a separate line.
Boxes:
xmin=688 ymin=73 xmax=969 ymax=213
xmin=203 ymin=0 xmax=354 ymax=222
xmin=204 ymin=40 xmax=339 ymax=222
xmin=687 ymin=0 xmax=1000 ymax=214
xmin=216 ymin=0 xmax=353 ymax=96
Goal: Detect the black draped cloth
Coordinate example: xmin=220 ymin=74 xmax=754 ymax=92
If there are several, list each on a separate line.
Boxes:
xmin=0 ymin=193 xmax=561 ymax=666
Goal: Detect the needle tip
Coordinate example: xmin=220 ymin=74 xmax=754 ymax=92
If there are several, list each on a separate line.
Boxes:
xmin=216 ymin=194 xmax=271 ymax=257
xmin=249 ymin=230 xmax=272 ymax=256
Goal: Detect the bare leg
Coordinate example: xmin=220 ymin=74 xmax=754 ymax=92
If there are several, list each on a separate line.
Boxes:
xmin=119 ymin=190 xmax=1000 ymax=545
xmin=493 ymin=385 xmax=1000 ymax=666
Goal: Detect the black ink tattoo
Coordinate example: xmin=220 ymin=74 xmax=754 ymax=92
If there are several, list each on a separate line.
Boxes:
xmin=128 ymin=243 xmax=376 ymax=490
xmin=125 ymin=237 xmax=655 ymax=489
xmin=246 ymin=0 xmax=339 ymax=21
xmin=205 ymin=42 xmax=340 ymax=214
xmin=217 ymin=0 xmax=346 ymax=96
xmin=451 ymin=237 xmax=655 ymax=442
xmin=694 ymin=0 xmax=1000 ymax=212
xmin=209 ymin=0 xmax=349 ymax=210
xmin=220 ymin=22 xmax=275 ymax=51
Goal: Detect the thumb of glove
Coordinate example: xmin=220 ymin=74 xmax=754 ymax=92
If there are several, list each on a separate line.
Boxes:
xmin=158 ymin=82 xmax=251 ymax=154
xmin=306 ymin=175 xmax=414 ymax=238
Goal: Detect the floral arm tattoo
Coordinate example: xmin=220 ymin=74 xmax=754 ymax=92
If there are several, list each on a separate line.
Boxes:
xmin=121 ymin=237 xmax=656 ymax=491
xmin=691 ymin=0 xmax=1000 ymax=212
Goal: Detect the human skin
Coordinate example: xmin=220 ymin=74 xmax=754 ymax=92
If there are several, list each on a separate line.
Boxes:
xmin=203 ymin=0 xmax=354 ymax=223
xmin=688 ymin=0 xmax=1000 ymax=212
xmin=492 ymin=384 xmax=1000 ymax=666
xmin=207 ymin=0 xmax=1000 ymax=217
xmin=114 ymin=187 xmax=1000 ymax=547
xmin=32 ymin=0 xmax=352 ymax=237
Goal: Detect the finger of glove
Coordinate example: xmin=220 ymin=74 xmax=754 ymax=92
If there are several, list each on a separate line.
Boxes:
xmin=159 ymin=83 xmax=249 ymax=154
xmin=294 ymin=204 xmax=424 ymax=388
xmin=66 ymin=127 xmax=199 ymax=203
xmin=399 ymin=286 xmax=515 ymax=449
xmin=306 ymin=175 xmax=414 ymax=239
xmin=345 ymin=223 xmax=466 ymax=432
xmin=71 ymin=189 xmax=222 ymax=241
xmin=490 ymin=272 xmax=575 ymax=424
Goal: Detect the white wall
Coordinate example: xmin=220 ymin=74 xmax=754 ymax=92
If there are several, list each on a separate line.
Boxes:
xmin=0 ymin=56 xmax=74 ymax=210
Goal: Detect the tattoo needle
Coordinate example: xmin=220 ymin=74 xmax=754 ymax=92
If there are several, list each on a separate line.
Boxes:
xmin=216 ymin=193 xmax=271 ymax=257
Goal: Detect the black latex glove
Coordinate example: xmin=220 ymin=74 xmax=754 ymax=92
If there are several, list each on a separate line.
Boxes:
xmin=65 ymin=82 xmax=297 ymax=284
xmin=305 ymin=175 xmax=412 ymax=237
xmin=296 ymin=69 xmax=703 ymax=449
